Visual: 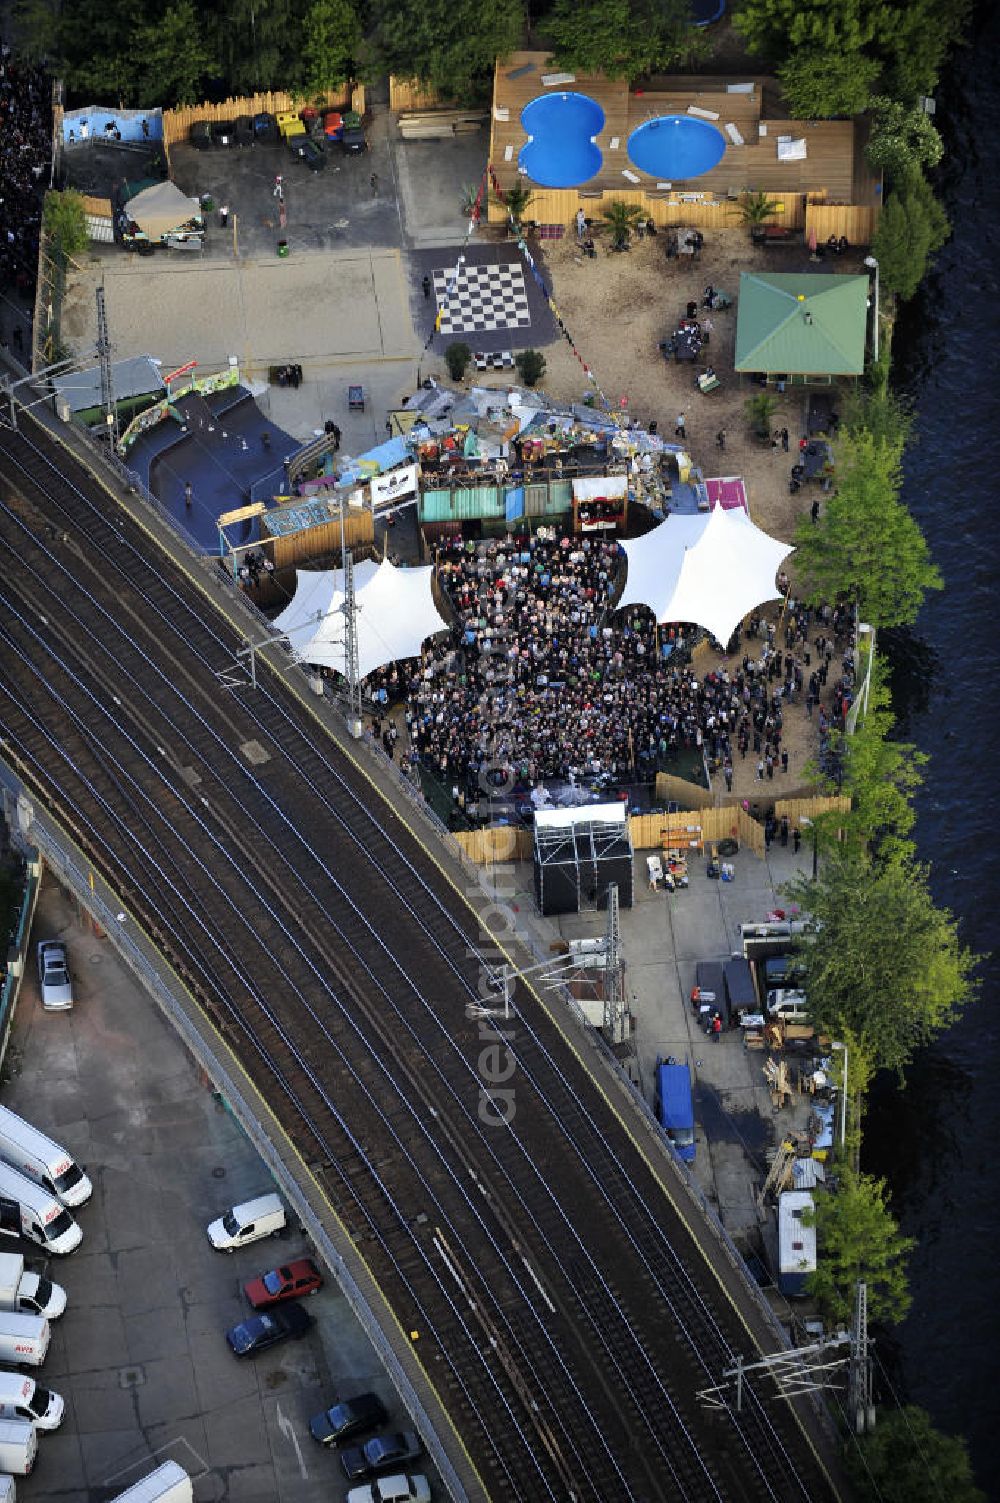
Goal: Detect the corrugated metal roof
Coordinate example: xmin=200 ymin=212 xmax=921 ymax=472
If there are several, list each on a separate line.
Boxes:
xmin=734 ymin=272 xmax=868 ymax=376
xmin=52 ymin=356 xmax=165 ymax=413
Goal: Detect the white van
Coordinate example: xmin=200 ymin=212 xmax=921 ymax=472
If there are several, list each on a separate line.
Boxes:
xmin=0 ymin=1317 xmax=49 ymax=1369
xmin=0 ymin=1372 xmax=63 ymax=1430
xmin=0 ymin=1420 xmax=36 ymax=1476
xmin=0 ymin=1163 xmax=82 ymax=1256
xmin=0 ymin=1106 xmax=92 ymax=1208
xmin=207 ymin=1193 xmax=285 ymax=1251
xmin=108 ymin=1460 xmax=193 ymax=1503
xmin=767 ymin=988 xmax=811 ymax=1022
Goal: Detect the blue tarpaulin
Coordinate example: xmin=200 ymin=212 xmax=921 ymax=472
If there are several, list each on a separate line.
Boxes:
xmin=505 ymin=486 xmax=525 ymax=522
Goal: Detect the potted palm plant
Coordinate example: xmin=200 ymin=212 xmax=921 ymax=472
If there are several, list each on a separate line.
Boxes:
xmin=600 ymin=200 xmax=645 ymax=251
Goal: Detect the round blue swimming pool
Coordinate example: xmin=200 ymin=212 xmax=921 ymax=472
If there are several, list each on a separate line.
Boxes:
xmin=519 ymin=92 xmax=605 ymax=189
xmin=627 ymin=115 xmax=726 ymax=180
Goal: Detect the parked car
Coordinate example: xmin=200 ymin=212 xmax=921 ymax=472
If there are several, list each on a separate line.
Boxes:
xmin=189 ymin=120 xmax=212 ymax=151
xmin=346 ymin=1476 xmax=432 ymax=1503
xmin=225 ymin=1302 xmax=312 ymax=1357
xmin=309 ymin=1392 xmax=387 ymax=1446
xmin=211 ymin=120 xmax=237 ymax=147
xmin=288 ymin=135 xmax=326 ymax=171
xmin=763 ymin=955 xmax=807 ymax=989
xmin=341 ymin=1432 xmax=423 ymax=1482
xmin=243 ymin=1257 xmax=323 ymax=1310
xmin=341 ymin=126 xmax=367 ymax=154
xmin=36 ymin=941 xmax=73 ymax=1010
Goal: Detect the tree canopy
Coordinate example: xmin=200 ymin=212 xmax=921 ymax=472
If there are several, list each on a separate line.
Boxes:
xmin=812 ymin=653 xmax=926 ymax=864
xmin=785 ymin=852 xmax=978 ymax=1083
xmin=805 ymin=1168 xmax=913 ymax=1325
xmin=545 ymin=0 xmax=707 ymax=82
xmin=13 ymin=0 xmax=368 ymax=105
xmin=733 ymin=0 xmax=970 ymax=115
xmin=370 ymin=0 xmax=523 ymax=102
xmin=792 ymin=429 xmax=941 ymax=629
xmin=42 ymin=191 xmax=89 ymax=261
xmin=844 ymin=1405 xmax=986 ymax=1503
xmin=872 ymin=171 xmax=951 ymax=301
xmin=866 ymin=96 xmax=944 ymax=180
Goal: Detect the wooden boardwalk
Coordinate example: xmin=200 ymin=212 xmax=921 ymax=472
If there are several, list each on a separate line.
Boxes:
xmin=489 ymin=52 xmax=878 ymax=233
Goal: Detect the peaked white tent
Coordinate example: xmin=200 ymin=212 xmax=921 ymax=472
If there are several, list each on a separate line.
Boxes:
xmin=618 ymin=506 xmax=793 ymax=644
xmin=274 ymin=557 xmax=447 ymax=680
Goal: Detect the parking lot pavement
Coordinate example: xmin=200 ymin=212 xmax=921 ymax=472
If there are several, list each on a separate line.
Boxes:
xmin=9 ymin=877 xmax=423 ymax=1503
xmin=493 ymin=838 xmax=816 ymax=1244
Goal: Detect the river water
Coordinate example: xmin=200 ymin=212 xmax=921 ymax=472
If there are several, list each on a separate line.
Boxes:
xmin=861 ymin=5 xmax=1000 ymax=1493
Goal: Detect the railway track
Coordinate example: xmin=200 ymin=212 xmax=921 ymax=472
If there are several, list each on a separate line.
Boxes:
xmin=0 ymin=417 xmax=841 ymax=1503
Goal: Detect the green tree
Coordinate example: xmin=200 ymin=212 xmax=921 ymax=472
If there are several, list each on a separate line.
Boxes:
xmin=546 ymin=0 xmax=706 ymax=82
xmin=600 ymin=199 xmax=644 ymax=249
xmin=208 ymin=0 xmax=306 ymax=95
xmin=785 ymin=851 xmax=979 ymax=1080
xmin=811 ymin=653 xmax=926 ymax=863
xmin=731 ymin=189 xmax=782 ymax=229
xmin=805 ymin=1168 xmax=914 ymax=1326
xmin=744 ymin=391 xmax=778 ymax=439
xmin=370 ymin=0 xmax=522 ymax=102
xmin=866 ymin=96 xmax=944 ymax=179
xmin=444 ymin=342 xmax=472 ymax=380
xmin=733 ymin=0 xmax=885 ymax=60
xmin=777 ymin=49 xmax=881 ymax=117
xmin=792 ymin=430 xmax=941 ymax=629
xmin=42 ymin=192 xmax=89 ymax=262
xmin=492 ymin=181 xmax=536 ymax=233
xmin=297 ymin=0 xmax=362 ymax=96
xmin=131 ymin=0 xmax=211 ymax=106
xmin=871 ymin=175 xmax=949 ymax=302
xmin=515 ymin=349 xmax=546 ymax=387
xmin=875 ymin=0 xmax=972 ymax=104
xmin=10 ymin=0 xmax=60 ymax=63
xmin=845 ymin=1405 xmax=986 ymax=1503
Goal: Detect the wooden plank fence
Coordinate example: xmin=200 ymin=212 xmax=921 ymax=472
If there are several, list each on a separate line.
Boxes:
xmin=804 ymin=202 xmax=878 ymax=248
xmin=451 ymin=793 xmax=849 ymax=867
xmin=489 ymin=187 xmax=809 ymax=232
xmin=390 ymin=77 xmax=445 ymax=113
xmin=162 ymin=84 xmax=365 ymax=156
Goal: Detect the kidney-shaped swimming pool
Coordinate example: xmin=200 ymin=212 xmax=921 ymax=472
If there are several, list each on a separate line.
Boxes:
xmin=519 ymin=92 xmax=605 ymax=189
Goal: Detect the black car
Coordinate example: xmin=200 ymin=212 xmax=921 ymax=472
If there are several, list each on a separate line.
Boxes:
xmin=340 ymin=1431 xmax=423 ymax=1481
xmin=341 ymin=127 xmax=367 ymax=154
xmin=225 ymin=1301 xmax=312 ymax=1356
xmin=211 ymin=119 xmax=237 ymax=148
xmin=189 ymin=121 xmax=212 ymax=151
xmin=309 ymin=1392 xmax=388 ymax=1446
xmin=763 ymin=954 xmax=807 ymax=989
xmin=288 ymin=135 xmax=326 ymax=171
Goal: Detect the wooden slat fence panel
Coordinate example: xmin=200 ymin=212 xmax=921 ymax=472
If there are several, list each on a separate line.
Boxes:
xmin=162 ymin=86 xmax=361 ymax=153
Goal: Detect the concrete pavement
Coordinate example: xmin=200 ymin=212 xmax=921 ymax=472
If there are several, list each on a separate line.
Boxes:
xmin=10 ymin=877 xmax=433 ymax=1503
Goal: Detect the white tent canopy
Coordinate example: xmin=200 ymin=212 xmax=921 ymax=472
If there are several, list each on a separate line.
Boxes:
xmin=618 ymin=506 xmax=793 ymax=644
xmin=274 ymin=557 xmax=447 ymax=680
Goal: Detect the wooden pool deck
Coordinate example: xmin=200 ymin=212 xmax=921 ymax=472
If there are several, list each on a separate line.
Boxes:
xmin=489 ymin=53 xmax=880 ymax=234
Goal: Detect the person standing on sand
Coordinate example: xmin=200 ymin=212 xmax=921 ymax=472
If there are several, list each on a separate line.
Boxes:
xmin=675 ymin=412 xmax=686 ymax=439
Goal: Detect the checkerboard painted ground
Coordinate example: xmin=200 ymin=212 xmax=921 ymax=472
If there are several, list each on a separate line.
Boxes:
xmin=433 ymin=262 xmax=531 ymax=335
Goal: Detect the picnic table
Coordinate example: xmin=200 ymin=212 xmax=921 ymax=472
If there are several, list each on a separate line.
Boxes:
xmin=801 ymin=439 xmax=833 ymax=480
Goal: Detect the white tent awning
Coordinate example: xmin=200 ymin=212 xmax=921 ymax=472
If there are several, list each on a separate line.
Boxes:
xmin=273 ymin=557 xmax=446 ymax=681
xmin=617 ymin=505 xmax=793 ymax=643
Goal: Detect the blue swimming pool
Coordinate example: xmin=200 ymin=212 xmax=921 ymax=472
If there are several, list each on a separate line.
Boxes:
xmin=519 ymin=92 xmax=605 ymax=189
xmin=627 ymin=115 xmax=726 ymax=181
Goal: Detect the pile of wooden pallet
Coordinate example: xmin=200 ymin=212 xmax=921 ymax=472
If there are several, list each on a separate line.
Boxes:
xmin=398 ymin=108 xmax=488 ymax=141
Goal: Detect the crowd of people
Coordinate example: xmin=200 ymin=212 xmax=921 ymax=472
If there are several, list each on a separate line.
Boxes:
xmin=361 ymin=534 xmax=855 ymax=817
xmin=0 ymin=48 xmax=50 ymax=359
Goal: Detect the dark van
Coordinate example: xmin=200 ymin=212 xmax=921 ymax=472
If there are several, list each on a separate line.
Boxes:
xmin=723 ymin=957 xmax=757 ymax=1021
